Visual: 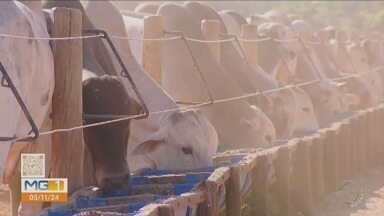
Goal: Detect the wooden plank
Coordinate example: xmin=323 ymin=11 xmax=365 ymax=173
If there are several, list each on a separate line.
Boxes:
xmin=197 ymin=167 xmax=229 ymax=216
xmin=142 ymin=15 xmax=163 ymax=85
xmin=207 ymin=166 xmax=231 ymax=185
xmin=251 ymin=153 xmax=269 ymax=216
xmin=291 ymin=140 xmax=313 ymax=215
xmin=201 ymin=20 xmax=221 ymax=62
xmin=308 ymin=134 xmax=325 ymax=204
xmin=50 ymin=7 xmax=84 ymax=194
xmin=164 ymin=191 xmax=204 ymax=207
xmin=136 ymin=204 xmax=159 ymax=216
xmin=241 ymin=24 xmax=258 ymax=68
xmin=322 ymin=129 xmax=338 ymax=194
xmin=357 ymin=113 xmax=367 ymax=172
xmin=272 ymin=145 xmax=291 ymax=215
xmin=225 ymin=166 xmax=241 ymax=216
xmin=196 ymin=179 xmax=220 ymax=216
xmin=337 ymin=122 xmax=351 ymax=181
xmin=158 ymin=204 xmax=174 ymax=216
xmin=376 ymin=106 xmax=384 ymax=166
xmin=366 ymin=110 xmax=375 ymax=168
xmin=349 ymin=116 xmax=359 ymax=176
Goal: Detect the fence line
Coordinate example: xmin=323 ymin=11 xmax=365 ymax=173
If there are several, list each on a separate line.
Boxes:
xmin=5 ymin=68 xmax=382 ymax=143
xmin=1 ymin=32 xmax=382 ymax=45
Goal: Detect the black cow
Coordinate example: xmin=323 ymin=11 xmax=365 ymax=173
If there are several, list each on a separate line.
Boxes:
xmin=43 ymin=0 xmax=141 ymax=190
xmin=82 ymin=75 xmax=140 ymax=189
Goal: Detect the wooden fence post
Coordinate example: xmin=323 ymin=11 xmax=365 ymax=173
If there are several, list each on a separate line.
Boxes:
xmin=322 ymin=129 xmax=338 ymax=194
xmin=251 ymin=153 xmax=269 ymax=216
xmin=241 ymin=24 xmax=259 ymax=68
xmin=376 ymin=106 xmax=384 ymax=166
xmin=142 ymin=15 xmax=163 ymax=85
xmin=197 ymin=166 xmax=229 ymax=216
xmin=158 ymin=204 xmax=174 ymax=216
xmin=272 ymin=145 xmax=291 ymax=215
xmin=225 ymin=166 xmax=241 ymax=216
xmin=357 ymin=113 xmax=367 ymax=172
xmin=366 ymin=110 xmax=375 ymax=168
xmin=373 ymin=108 xmax=381 ymax=167
xmin=349 ymin=116 xmax=359 ymax=176
xmin=201 ymin=20 xmax=221 ymax=63
xmin=308 ymin=134 xmax=325 ymax=204
xmin=291 ymin=139 xmax=313 ymax=215
xmin=50 ymin=7 xmax=84 ymax=194
xmin=335 ymin=30 xmax=350 ymax=73
xmin=336 ymin=122 xmax=351 ymax=181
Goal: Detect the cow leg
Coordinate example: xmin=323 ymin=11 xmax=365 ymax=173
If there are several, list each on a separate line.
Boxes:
xmin=9 ymin=171 xmax=20 ymax=216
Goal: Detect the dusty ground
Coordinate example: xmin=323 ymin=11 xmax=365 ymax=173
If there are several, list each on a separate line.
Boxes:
xmin=0 ymin=167 xmax=383 ymax=216
xmin=313 ymin=166 xmax=384 ymax=216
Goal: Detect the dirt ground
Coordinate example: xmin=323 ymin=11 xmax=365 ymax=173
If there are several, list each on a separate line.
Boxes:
xmin=313 ymin=166 xmax=384 ymax=216
xmin=0 ymin=167 xmax=383 ymax=216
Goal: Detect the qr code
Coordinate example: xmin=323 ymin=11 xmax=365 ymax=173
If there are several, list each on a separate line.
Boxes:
xmin=21 ymin=154 xmax=45 ymax=178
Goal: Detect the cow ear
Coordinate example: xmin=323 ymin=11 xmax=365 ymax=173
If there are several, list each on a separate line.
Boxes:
xmin=131 ymin=131 xmax=166 ymax=155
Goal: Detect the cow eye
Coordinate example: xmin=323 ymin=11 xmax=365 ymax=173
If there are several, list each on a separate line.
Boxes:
xmin=181 ymin=147 xmax=193 ymax=155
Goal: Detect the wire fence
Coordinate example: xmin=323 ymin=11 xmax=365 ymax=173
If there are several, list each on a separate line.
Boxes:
xmin=1 ymin=31 xmax=382 ymax=143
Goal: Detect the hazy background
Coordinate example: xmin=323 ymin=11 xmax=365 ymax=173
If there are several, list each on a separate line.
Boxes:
xmin=113 ymin=1 xmax=384 ymax=33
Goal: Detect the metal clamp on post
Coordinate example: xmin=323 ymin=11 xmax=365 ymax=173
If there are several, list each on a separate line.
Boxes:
xmin=82 ymin=29 xmax=149 ymax=121
xmin=0 ymin=62 xmax=39 ymax=142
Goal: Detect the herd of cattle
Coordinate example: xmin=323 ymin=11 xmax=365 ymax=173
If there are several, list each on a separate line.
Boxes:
xmin=1 ymin=0 xmax=384 ymax=215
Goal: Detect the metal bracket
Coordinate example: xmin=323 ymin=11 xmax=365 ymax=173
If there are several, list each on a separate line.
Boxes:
xmin=164 ymin=31 xmax=214 ymax=106
xmin=82 ymin=29 xmax=149 ymax=121
xmin=0 ymin=62 xmax=39 ymax=142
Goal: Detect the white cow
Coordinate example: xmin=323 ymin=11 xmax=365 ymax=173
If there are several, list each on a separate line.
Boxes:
xmin=82 ymin=1 xmax=219 ymax=173
xmin=216 ymin=8 xmax=319 ymax=137
xmin=0 ymin=1 xmax=54 ymax=215
xmin=157 ymin=2 xmax=276 ymax=149
xmin=134 ymin=2 xmax=159 ymax=15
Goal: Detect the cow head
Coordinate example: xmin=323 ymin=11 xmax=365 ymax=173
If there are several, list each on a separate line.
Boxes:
xmin=82 ymin=75 xmax=140 ymax=189
xmin=300 ymin=81 xmax=345 ymax=119
xmin=131 ymin=110 xmax=218 ymax=170
xmin=256 ymin=89 xmax=296 ymax=138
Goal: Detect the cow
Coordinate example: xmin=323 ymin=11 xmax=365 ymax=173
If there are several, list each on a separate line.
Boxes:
xmin=134 ymin=2 xmax=159 ymax=15
xmin=157 ymin=2 xmax=277 ymax=148
xmin=214 ymin=7 xmax=319 ymax=137
xmin=81 ymin=1 xmax=219 ymax=173
xmin=82 ymin=74 xmax=140 ymax=189
xmin=250 ymin=14 xmax=355 ymax=124
xmin=0 ymin=1 xmax=54 ymax=215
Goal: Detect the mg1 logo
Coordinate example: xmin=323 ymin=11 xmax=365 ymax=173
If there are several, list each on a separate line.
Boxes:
xmin=20 ymin=153 xmax=68 ymax=202
xmin=21 ymin=178 xmax=68 ymax=202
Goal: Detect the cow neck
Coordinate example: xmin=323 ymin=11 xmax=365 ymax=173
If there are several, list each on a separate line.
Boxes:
xmin=159 ymin=4 xmax=256 ymax=119
xmin=186 ymin=3 xmax=278 ymax=91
